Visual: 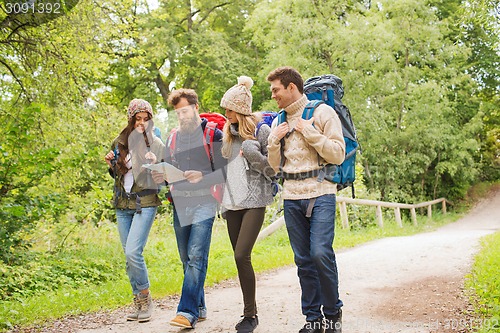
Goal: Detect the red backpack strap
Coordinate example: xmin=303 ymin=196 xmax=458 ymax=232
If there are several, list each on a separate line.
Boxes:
xmin=203 ymin=122 xmax=217 ymax=171
xmin=166 ymin=128 xmax=178 ymax=167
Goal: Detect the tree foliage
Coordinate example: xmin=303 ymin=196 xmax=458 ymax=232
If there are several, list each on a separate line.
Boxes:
xmin=248 ymin=0 xmax=487 ymax=201
xmin=0 ymin=0 xmax=498 ymax=262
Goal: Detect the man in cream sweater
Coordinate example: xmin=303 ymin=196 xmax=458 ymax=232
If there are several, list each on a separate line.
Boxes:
xmin=266 ymin=67 xmax=345 ymax=333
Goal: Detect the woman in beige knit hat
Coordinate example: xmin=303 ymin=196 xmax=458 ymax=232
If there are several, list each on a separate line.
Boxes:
xmin=220 ymin=76 xmax=276 ymax=333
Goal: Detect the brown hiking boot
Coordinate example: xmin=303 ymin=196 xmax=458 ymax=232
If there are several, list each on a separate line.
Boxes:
xmin=170 ymin=314 xmax=193 ymax=328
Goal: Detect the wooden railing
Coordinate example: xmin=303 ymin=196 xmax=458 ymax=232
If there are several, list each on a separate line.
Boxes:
xmin=337 ymin=197 xmax=448 ymax=229
xmin=256 ymin=197 xmax=448 ymax=242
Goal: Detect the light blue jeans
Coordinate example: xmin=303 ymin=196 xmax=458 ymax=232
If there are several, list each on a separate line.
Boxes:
xmin=284 ymin=194 xmax=343 ymax=322
xmin=173 ymin=203 xmax=216 ymax=326
xmin=116 ymin=207 xmax=157 ymax=295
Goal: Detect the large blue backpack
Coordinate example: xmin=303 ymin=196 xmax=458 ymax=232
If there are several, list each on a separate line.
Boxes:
xmin=277 ymin=74 xmax=359 ymax=197
xmin=304 ymin=74 xmax=359 ymax=196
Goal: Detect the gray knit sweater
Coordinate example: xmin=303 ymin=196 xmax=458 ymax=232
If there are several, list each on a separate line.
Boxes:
xmin=222 ymin=123 xmax=276 ymax=210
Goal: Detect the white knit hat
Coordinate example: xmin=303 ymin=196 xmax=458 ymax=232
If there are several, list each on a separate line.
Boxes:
xmin=220 ymin=76 xmax=254 ymax=115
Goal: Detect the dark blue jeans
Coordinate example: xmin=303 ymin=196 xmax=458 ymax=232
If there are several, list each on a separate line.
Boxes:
xmin=284 ymin=194 xmax=343 ymax=322
xmin=173 ymin=203 xmax=216 ymax=326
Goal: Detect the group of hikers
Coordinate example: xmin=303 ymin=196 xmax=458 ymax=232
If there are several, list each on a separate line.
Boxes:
xmin=104 ymin=66 xmax=346 ymax=333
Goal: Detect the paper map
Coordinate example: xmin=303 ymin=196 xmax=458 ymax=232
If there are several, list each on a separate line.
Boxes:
xmin=142 ymin=162 xmax=186 ymax=182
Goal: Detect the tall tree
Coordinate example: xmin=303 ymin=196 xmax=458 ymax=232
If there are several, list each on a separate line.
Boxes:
xmin=0 ymin=0 xmax=121 ymax=262
xmin=428 ymin=0 xmax=499 ymax=181
xmin=99 ymin=0 xmax=260 ymax=113
xmin=248 ymin=0 xmax=482 ymax=201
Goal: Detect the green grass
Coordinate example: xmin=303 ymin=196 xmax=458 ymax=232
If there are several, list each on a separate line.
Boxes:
xmin=466 ymin=231 xmax=500 ymax=332
xmin=0 ymin=208 xmax=463 ymax=331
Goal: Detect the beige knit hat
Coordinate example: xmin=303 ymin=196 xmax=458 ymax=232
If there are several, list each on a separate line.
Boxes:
xmin=220 ymin=76 xmax=254 ymax=115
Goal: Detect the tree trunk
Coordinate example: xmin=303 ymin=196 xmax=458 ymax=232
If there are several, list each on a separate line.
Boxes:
xmin=186 ymin=0 xmax=193 ymax=31
xmin=154 ymin=73 xmax=170 ymax=105
xmin=397 ymin=45 xmax=410 ymax=130
xmin=364 ymin=160 xmax=374 ymax=189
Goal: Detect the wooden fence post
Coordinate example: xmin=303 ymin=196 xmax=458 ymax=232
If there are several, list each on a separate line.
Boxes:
xmin=427 ymin=205 xmax=432 ymax=220
xmin=410 ymin=207 xmax=418 ymax=225
xmin=376 ymin=205 xmax=384 ymax=227
xmin=442 ymin=200 xmax=447 ymax=214
xmin=339 ymin=201 xmax=349 ymax=229
xmin=394 ymin=207 xmax=402 ymax=227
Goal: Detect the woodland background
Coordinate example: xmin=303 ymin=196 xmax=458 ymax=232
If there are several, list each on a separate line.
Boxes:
xmin=0 ymin=0 xmax=499 ymax=327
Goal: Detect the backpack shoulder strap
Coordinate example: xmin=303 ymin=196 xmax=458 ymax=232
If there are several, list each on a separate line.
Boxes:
xmin=255 ymin=121 xmax=262 ymax=138
xmin=113 ymin=143 xmax=120 ymax=159
xmin=167 ymin=128 xmax=178 ymax=167
xmin=303 ymin=100 xmax=325 ymax=170
xmin=277 ymin=110 xmax=287 ymax=177
xmin=302 ymin=100 xmax=324 ymax=126
xmin=203 ymin=122 xmax=217 ymax=171
xmin=277 ymin=110 xmax=286 ymax=125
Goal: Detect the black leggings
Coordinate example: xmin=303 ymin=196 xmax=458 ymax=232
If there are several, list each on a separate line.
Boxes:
xmin=225 ymin=207 xmax=266 ymax=317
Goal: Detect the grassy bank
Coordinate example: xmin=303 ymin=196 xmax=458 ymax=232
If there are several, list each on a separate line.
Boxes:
xmin=467 ymin=231 xmax=500 ymax=332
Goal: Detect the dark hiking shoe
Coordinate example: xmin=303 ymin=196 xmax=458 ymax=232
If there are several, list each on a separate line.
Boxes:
xmin=235 ymin=315 xmax=259 ymax=333
xmin=299 ymin=318 xmax=324 ymax=333
xmin=324 ymin=309 xmax=342 ymax=333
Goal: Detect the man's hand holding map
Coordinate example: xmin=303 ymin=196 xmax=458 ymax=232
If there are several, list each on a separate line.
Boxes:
xmin=142 ymin=162 xmax=186 ymax=183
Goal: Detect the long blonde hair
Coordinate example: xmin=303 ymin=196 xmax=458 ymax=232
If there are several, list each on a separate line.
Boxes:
xmin=222 ymin=112 xmax=262 ymax=158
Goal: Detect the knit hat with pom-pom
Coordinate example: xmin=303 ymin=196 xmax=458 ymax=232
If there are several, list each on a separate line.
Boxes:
xmin=220 ymin=76 xmax=254 ymax=115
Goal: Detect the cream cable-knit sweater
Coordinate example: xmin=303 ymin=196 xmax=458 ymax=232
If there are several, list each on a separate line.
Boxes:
xmin=267 ymin=95 xmax=345 ymax=200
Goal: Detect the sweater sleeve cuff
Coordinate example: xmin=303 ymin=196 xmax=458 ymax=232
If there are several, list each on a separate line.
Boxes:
xmin=301 ymin=124 xmax=318 ymax=141
xmin=268 ymin=133 xmax=281 ymax=146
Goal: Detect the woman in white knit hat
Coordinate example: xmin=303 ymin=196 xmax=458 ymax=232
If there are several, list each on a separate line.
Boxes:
xmin=220 ymin=76 xmax=276 ymax=333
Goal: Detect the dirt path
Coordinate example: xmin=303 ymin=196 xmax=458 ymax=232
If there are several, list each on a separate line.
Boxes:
xmin=27 ymin=191 xmax=500 ymax=333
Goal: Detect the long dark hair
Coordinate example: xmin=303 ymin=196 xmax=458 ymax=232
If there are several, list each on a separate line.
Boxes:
xmin=116 ymin=117 xmax=154 ymax=175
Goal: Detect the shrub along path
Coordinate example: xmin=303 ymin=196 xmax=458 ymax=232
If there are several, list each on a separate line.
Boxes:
xmin=18 ymin=190 xmax=500 ymax=333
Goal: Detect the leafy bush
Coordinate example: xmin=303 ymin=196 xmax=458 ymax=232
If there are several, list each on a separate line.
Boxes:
xmin=0 ymin=104 xmax=63 ymax=263
xmin=0 ymin=252 xmax=120 ymax=302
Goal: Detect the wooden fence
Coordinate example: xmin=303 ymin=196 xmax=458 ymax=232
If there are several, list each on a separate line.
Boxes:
xmin=256 ymin=197 xmax=448 ymax=242
xmin=336 ymin=197 xmax=448 ymax=229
